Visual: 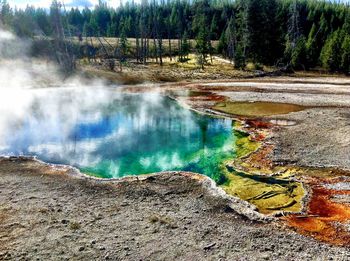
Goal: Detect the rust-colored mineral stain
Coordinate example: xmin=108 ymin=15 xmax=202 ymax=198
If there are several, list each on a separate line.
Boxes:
xmin=188 ymin=92 xmax=226 ymax=102
xmin=285 ymin=185 xmax=350 ymax=246
xmin=245 ymin=119 xmax=274 ymax=129
xmin=176 ymin=91 xmax=350 ymax=245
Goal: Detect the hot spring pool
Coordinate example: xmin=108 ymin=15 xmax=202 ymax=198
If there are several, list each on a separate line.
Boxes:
xmin=0 ymin=88 xmax=238 ymax=183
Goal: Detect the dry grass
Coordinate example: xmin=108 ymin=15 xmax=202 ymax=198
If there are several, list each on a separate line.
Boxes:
xmin=79 ymin=53 xmax=256 ymax=84
xmin=71 ymin=37 xmax=219 ymax=53
xmin=69 ymin=221 xmax=81 ymax=230
xmin=148 ymin=214 xmax=178 ymax=229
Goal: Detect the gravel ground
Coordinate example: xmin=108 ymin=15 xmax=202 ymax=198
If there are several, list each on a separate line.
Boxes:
xmin=268 ymin=107 xmax=350 ymax=170
xmin=217 ymin=91 xmax=350 ymax=107
xmin=1 ymin=158 xmax=349 ymax=260
xmin=207 ymin=77 xmax=350 ymax=170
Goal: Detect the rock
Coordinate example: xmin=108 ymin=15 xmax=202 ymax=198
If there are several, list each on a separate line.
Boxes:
xmin=203 ymin=243 xmax=216 ymax=251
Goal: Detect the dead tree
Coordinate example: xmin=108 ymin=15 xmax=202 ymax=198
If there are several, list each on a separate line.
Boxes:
xmin=288 ymin=0 xmax=300 ymax=50
xmin=97 ymin=36 xmax=115 ymax=71
xmin=50 ymin=0 xmax=76 ymax=75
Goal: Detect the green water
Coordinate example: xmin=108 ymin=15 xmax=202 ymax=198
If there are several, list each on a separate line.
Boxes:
xmin=0 ymin=89 xmax=237 ymax=183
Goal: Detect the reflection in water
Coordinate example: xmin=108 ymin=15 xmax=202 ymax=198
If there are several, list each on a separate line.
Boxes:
xmin=0 ymin=88 xmax=236 ymax=181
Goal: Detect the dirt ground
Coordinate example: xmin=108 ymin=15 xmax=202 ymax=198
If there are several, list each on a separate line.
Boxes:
xmin=1 ymin=158 xmax=349 ymax=261
xmin=191 ymin=77 xmax=350 ymax=170
xmin=79 ymin=56 xmax=267 ymax=84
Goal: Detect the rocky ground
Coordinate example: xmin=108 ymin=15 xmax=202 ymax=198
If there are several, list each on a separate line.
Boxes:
xmin=268 ymin=107 xmax=350 ymax=170
xmin=1 ymin=158 xmax=349 ymax=260
xmin=194 ymin=77 xmax=350 ymax=170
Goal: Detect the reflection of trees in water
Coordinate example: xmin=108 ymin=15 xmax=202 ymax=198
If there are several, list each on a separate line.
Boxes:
xmin=2 ymin=91 xmax=235 ymax=181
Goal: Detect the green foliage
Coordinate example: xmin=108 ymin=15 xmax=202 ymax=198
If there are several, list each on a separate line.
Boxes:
xmin=320 ymin=29 xmax=343 ymax=71
xmin=0 ymin=0 xmax=12 ymax=27
xmin=2 ymin=0 xmax=350 ymax=73
xmin=119 ymin=25 xmax=129 ymax=62
xmin=179 ymin=31 xmax=190 ymax=62
xmin=225 ymin=16 xmax=236 ymax=62
xmin=248 ymin=0 xmax=283 ymax=65
xmin=234 ymin=45 xmax=246 ymax=69
xmin=285 ymin=36 xmax=308 ymax=69
xmin=341 ymin=35 xmax=350 ymax=74
xmin=195 ymin=26 xmax=211 ymax=69
xmin=291 ymin=37 xmax=307 ymax=70
xmin=193 ymin=2 xmax=212 ymax=69
xmin=217 ymin=31 xmax=227 ymax=56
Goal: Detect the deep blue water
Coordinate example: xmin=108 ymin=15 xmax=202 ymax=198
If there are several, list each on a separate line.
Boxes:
xmin=0 ymin=88 xmax=236 ymax=182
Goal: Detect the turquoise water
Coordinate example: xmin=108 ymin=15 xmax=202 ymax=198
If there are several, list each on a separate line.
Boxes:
xmin=0 ymin=88 xmax=237 ymax=183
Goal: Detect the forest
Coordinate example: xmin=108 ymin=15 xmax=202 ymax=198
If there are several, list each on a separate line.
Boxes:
xmin=1 ymin=0 xmax=350 ymax=73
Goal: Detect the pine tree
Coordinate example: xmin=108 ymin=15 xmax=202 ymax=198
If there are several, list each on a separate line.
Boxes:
xmin=193 ymin=0 xmax=211 ymax=69
xmin=320 ymin=29 xmax=342 ymax=71
xmin=291 ymin=36 xmax=307 ymax=69
xmin=285 ymin=0 xmax=302 ymax=68
xmin=179 ymin=30 xmax=190 ymax=62
xmin=210 ymin=14 xmax=219 ymax=40
xmin=307 ymin=14 xmax=329 ymax=68
xmin=119 ymin=26 xmax=128 ymax=63
xmin=195 ymin=25 xmax=210 ymax=69
xmin=341 ymin=35 xmax=350 ymax=74
xmin=217 ymin=31 xmax=227 ymax=56
xmin=4 ymin=0 xmax=350 ymax=74
xmin=248 ymin=0 xmax=281 ymax=65
xmin=50 ymin=0 xmax=75 ymax=73
xmin=0 ymin=0 xmax=12 ymax=27
xmin=225 ymin=16 xmax=235 ymax=63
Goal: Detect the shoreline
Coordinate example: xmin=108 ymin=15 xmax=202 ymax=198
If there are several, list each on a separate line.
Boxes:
xmin=1 ymin=155 xmax=349 ymax=260
xmin=2 ymin=76 xmax=350 ymax=258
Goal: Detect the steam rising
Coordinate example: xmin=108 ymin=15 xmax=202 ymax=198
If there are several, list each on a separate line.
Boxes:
xmin=0 ymin=28 xmax=234 ymax=179
xmin=0 ymin=28 xmax=111 ymax=150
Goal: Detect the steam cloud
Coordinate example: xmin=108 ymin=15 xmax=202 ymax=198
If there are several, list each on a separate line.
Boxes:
xmin=0 ymin=28 xmax=111 ymax=151
xmin=0 ymin=28 xmax=233 ymax=179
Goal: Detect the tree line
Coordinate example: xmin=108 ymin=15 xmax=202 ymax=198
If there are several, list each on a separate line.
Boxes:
xmin=1 ymin=0 xmax=350 ymax=73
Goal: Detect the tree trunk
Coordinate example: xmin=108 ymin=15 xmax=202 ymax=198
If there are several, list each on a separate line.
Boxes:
xmin=153 ymin=37 xmax=158 ymax=63
xmin=136 ymin=37 xmax=140 ymax=63
xmin=158 ymin=38 xmax=163 ymax=66
xmin=168 ymin=38 xmax=172 ymax=61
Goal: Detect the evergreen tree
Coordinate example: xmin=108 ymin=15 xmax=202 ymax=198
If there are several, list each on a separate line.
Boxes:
xmin=0 ymin=0 xmax=12 ymax=27
xmin=193 ymin=0 xmax=211 ymax=69
xmin=94 ymin=0 xmax=111 ymax=36
xmin=291 ymin=36 xmax=307 ymax=69
xmin=35 ymin=8 xmax=52 ymax=36
xmin=285 ymin=0 xmax=302 ymax=68
xmin=118 ymin=23 xmax=129 ymax=67
xmin=179 ymin=30 xmax=190 ymax=62
xmin=217 ymin=31 xmax=227 ymax=56
xmin=225 ymin=16 xmax=236 ymax=63
xmin=210 ymin=14 xmax=219 ymax=40
xmin=341 ymin=35 xmax=350 ymax=74
xmin=195 ymin=25 xmax=210 ymax=69
xmin=2 ymin=0 xmax=350 ymax=74
xmin=248 ymin=0 xmax=281 ymax=65
xmin=235 ymin=0 xmax=249 ymax=68
xmin=320 ymin=29 xmax=342 ymax=71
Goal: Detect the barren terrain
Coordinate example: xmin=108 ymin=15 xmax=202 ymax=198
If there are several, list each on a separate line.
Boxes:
xmin=1 ymin=158 xmax=349 ymax=260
